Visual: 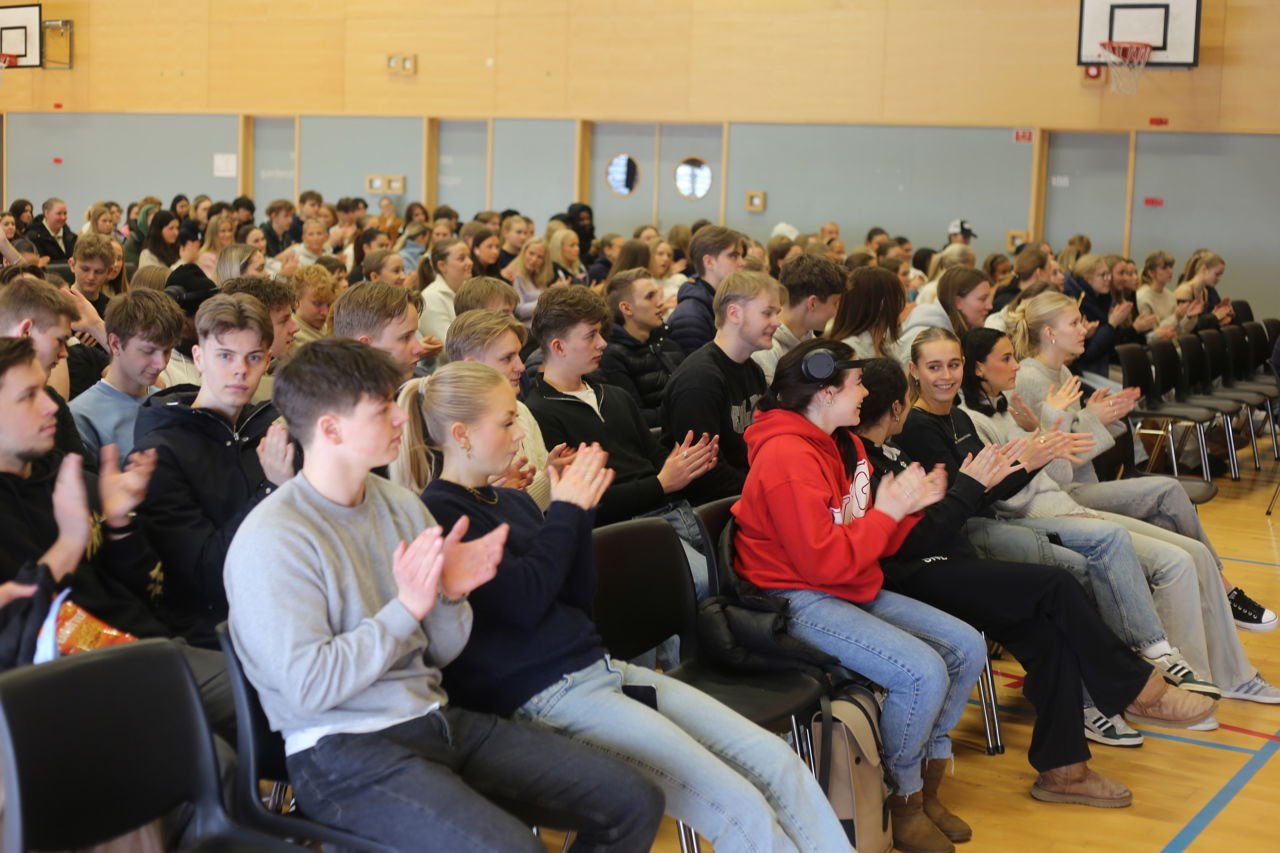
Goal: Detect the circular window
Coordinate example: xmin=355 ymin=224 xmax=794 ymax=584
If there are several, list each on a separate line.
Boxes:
xmin=674 ymin=157 xmax=712 ymax=200
xmin=606 ymin=154 xmax=640 ymax=196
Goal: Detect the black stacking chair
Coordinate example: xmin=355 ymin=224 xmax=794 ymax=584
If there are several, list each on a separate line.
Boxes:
xmin=592 ymin=517 xmax=825 ymax=742
xmin=1149 ymin=339 xmax=1246 ymax=480
xmin=1262 ymin=317 xmax=1280 ymax=346
xmin=1116 ymin=344 xmax=1216 ymax=480
xmin=593 ymin=517 xmax=826 ymax=853
xmin=1242 ymin=322 xmax=1279 ymax=389
xmin=1220 ymin=325 xmax=1279 ymax=458
xmin=217 ymin=625 xmax=396 ymax=852
xmin=1231 ymin=299 xmax=1254 ymax=323
xmin=0 ymin=640 xmax=297 ymax=853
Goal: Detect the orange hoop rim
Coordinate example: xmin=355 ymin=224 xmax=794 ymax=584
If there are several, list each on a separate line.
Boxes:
xmin=1100 ymin=40 xmax=1153 ymax=65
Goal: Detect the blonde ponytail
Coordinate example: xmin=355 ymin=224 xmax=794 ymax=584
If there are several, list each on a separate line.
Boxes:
xmin=1008 ymin=291 xmax=1075 ymax=360
xmin=389 ymin=363 xmax=510 ymax=493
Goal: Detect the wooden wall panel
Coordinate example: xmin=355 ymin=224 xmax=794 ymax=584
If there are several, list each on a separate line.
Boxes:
xmin=1 ymin=0 xmax=1279 ymax=134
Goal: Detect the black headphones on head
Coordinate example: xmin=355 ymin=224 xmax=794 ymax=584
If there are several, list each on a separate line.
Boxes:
xmin=801 ymin=349 xmax=867 ymax=383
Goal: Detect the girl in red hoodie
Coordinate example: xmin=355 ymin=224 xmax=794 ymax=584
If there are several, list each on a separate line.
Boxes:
xmin=733 ymin=338 xmax=986 ymax=853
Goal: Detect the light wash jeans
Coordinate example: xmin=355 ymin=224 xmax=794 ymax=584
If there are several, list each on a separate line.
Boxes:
xmin=993 ymin=516 xmax=1170 ymax=651
xmin=515 ymin=657 xmax=851 ymax=853
xmin=1087 ymin=507 xmax=1256 ymax=691
xmin=1069 ymin=476 xmax=1225 ymax=574
xmin=775 ymin=588 xmax=986 ymax=796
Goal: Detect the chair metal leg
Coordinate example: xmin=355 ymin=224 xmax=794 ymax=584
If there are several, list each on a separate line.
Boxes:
xmin=975 ymin=632 xmax=1003 ymax=755
xmin=1268 ymin=479 xmax=1280 ymax=516
xmin=1219 ymin=413 xmax=1241 ymax=481
xmin=560 ymin=831 xmax=574 ymax=852
xmin=1244 ymin=406 xmax=1261 ymax=471
xmin=1266 ymin=404 xmax=1278 ymax=460
xmin=678 ymin=821 xmax=702 ymax=853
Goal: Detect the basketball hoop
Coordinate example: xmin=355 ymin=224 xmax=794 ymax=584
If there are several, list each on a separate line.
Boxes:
xmin=1100 ymin=41 xmax=1152 ymax=95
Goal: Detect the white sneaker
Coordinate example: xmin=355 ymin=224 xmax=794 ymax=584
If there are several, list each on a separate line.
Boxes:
xmin=1145 ymin=649 xmax=1223 ymax=698
xmin=1084 ymin=707 xmax=1144 ymax=747
xmin=1222 ymin=674 xmax=1280 ymax=704
xmin=1186 ymin=715 xmax=1220 ymax=732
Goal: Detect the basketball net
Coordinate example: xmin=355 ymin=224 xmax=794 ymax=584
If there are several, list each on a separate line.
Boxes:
xmin=1100 ymin=41 xmax=1152 ymax=95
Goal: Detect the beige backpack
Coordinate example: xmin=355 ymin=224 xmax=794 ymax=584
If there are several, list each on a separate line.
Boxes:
xmin=812 ymin=683 xmax=894 ymax=853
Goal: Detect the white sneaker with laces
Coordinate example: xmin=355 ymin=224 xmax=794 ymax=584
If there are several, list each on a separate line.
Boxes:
xmin=1222 ymin=674 xmax=1280 ymax=704
xmin=1084 ymin=707 xmax=1144 ymax=747
xmin=1145 ymin=649 xmax=1222 ymax=698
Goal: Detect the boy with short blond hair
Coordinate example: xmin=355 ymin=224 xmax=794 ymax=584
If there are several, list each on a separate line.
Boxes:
xmin=70 ymin=289 xmax=183 ymax=459
xmin=331 ymin=281 xmax=434 ymax=381
xmin=291 ymin=265 xmax=337 ymax=346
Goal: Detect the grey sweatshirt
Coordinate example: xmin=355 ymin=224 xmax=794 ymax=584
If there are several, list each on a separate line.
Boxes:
xmin=1013 ymin=357 xmax=1118 ymax=487
xmin=225 ymin=473 xmax=472 ymax=755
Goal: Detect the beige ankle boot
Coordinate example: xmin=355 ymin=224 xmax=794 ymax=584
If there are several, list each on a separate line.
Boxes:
xmin=921 ymin=759 xmax=971 ymax=843
xmin=1125 ymin=669 xmax=1215 ymax=728
xmin=889 ymin=791 xmax=956 ymax=853
xmin=1031 ymin=761 xmax=1133 ymax=808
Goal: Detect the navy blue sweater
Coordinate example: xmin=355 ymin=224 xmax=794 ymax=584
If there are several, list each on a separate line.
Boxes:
xmin=422 ymin=481 xmax=604 ymax=715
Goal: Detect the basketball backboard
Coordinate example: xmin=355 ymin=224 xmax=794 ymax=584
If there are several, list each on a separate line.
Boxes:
xmin=1078 ymin=0 xmax=1201 ymax=67
xmin=0 ymin=4 xmax=41 ymax=68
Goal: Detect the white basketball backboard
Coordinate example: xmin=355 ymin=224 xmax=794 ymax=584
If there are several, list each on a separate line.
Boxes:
xmin=0 ymin=3 xmax=42 ymax=68
xmin=1078 ymin=0 xmax=1201 ymax=67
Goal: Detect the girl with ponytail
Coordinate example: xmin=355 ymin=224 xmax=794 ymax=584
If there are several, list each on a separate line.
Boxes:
xmin=412 ymin=360 xmax=851 ymax=853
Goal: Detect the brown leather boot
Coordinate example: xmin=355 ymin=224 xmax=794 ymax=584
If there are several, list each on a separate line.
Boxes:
xmin=889 ymin=791 xmax=956 ymax=853
xmin=1030 ymin=761 xmax=1133 ymax=808
xmin=921 ymin=759 xmax=972 ymax=843
xmin=1125 ymin=669 xmax=1216 ymax=728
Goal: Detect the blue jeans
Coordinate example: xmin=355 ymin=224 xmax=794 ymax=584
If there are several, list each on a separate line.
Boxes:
xmin=287 ymin=707 xmax=664 ymax=853
xmin=776 ymin=588 xmax=986 ymax=796
xmin=1000 ymin=516 xmax=1170 ymax=651
xmin=516 ymin=658 xmax=850 ymax=853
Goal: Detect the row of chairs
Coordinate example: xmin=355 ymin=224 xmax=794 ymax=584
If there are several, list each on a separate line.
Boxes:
xmin=1117 ymin=314 xmax=1280 ymax=486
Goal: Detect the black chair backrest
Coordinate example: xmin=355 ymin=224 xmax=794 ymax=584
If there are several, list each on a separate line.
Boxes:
xmin=1243 ymin=321 xmax=1270 ymax=373
xmin=217 ymin=624 xmax=289 ymax=792
xmin=1263 ymin=318 xmax=1280 ymax=346
xmin=1116 ymin=344 xmax=1158 ymax=405
xmin=1222 ymin=325 xmax=1252 ymax=381
xmin=1179 ymin=334 xmax=1213 ymax=394
xmin=1232 ymin=299 xmax=1254 ymax=323
xmin=45 ymin=261 xmax=73 ymax=282
xmin=1149 ymin=340 xmax=1189 ymax=400
xmin=592 ymin=518 xmax=697 ymax=661
xmin=0 ymin=640 xmax=229 ymax=851
xmin=1199 ymin=329 xmax=1232 ymax=385
xmin=694 ymin=496 xmax=739 ymax=591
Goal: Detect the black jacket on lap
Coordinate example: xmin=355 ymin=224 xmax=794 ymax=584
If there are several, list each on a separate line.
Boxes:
xmin=133 ymin=386 xmax=282 ymax=647
xmin=599 ymin=323 xmax=686 ymax=428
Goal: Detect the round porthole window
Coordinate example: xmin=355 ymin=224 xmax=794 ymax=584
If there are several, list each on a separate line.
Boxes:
xmin=606 ymin=154 xmax=640 ymax=196
xmin=674 ymin=157 xmax=712 ymax=200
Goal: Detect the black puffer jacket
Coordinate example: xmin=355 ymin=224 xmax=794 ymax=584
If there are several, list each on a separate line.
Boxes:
xmin=25 ymin=213 xmax=77 ymax=263
xmin=133 ymin=386 xmax=282 ymax=647
xmin=599 ymin=323 xmax=686 ymax=427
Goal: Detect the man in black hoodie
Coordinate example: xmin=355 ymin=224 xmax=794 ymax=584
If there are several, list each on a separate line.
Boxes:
xmin=25 ymin=197 xmax=77 ymax=264
xmin=600 ymin=268 xmax=685 ymax=427
xmin=666 ymin=226 xmax=745 ymax=355
xmin=0 ymin=336 xmax=232 ymax=735
xmin=134 ymin=293 xmax=295 ymax=649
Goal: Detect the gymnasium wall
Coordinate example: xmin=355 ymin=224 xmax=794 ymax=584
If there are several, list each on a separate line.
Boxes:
xmin=2 ymin=1 xmax=1278 ymax=134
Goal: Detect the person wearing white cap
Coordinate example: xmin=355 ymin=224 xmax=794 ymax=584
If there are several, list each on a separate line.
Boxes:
xmin=947 ymin=219 xmax=977 ymax=246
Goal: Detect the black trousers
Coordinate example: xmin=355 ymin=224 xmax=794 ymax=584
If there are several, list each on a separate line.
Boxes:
xmin=889 ymin=558 xmax=1152 ymax=773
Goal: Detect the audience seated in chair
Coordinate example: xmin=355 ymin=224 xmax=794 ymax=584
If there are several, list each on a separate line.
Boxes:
xmin=224 ymin=339 xmax=664 ymax=852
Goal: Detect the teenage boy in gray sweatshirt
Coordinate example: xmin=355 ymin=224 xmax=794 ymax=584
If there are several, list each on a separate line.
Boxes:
xmin=223 ymin=338 xmax=662 ymax=853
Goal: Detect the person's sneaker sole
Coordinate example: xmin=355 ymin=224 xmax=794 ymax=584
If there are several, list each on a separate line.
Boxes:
xmin=1030 ymin=785 xmax=1133 ymax=808
xmin=1186 ymin=715 xmax=1220 ymax=732
xmin=1084 ymin=727 xmax=1144 ymax=747
xmin=1234 ymin=617 xmax=1279 ymax=633
xmin=1221 ymin=687 xmax=1280 ymax=704
xmin=1124 ymin=708 xmax=1215 ymax=729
